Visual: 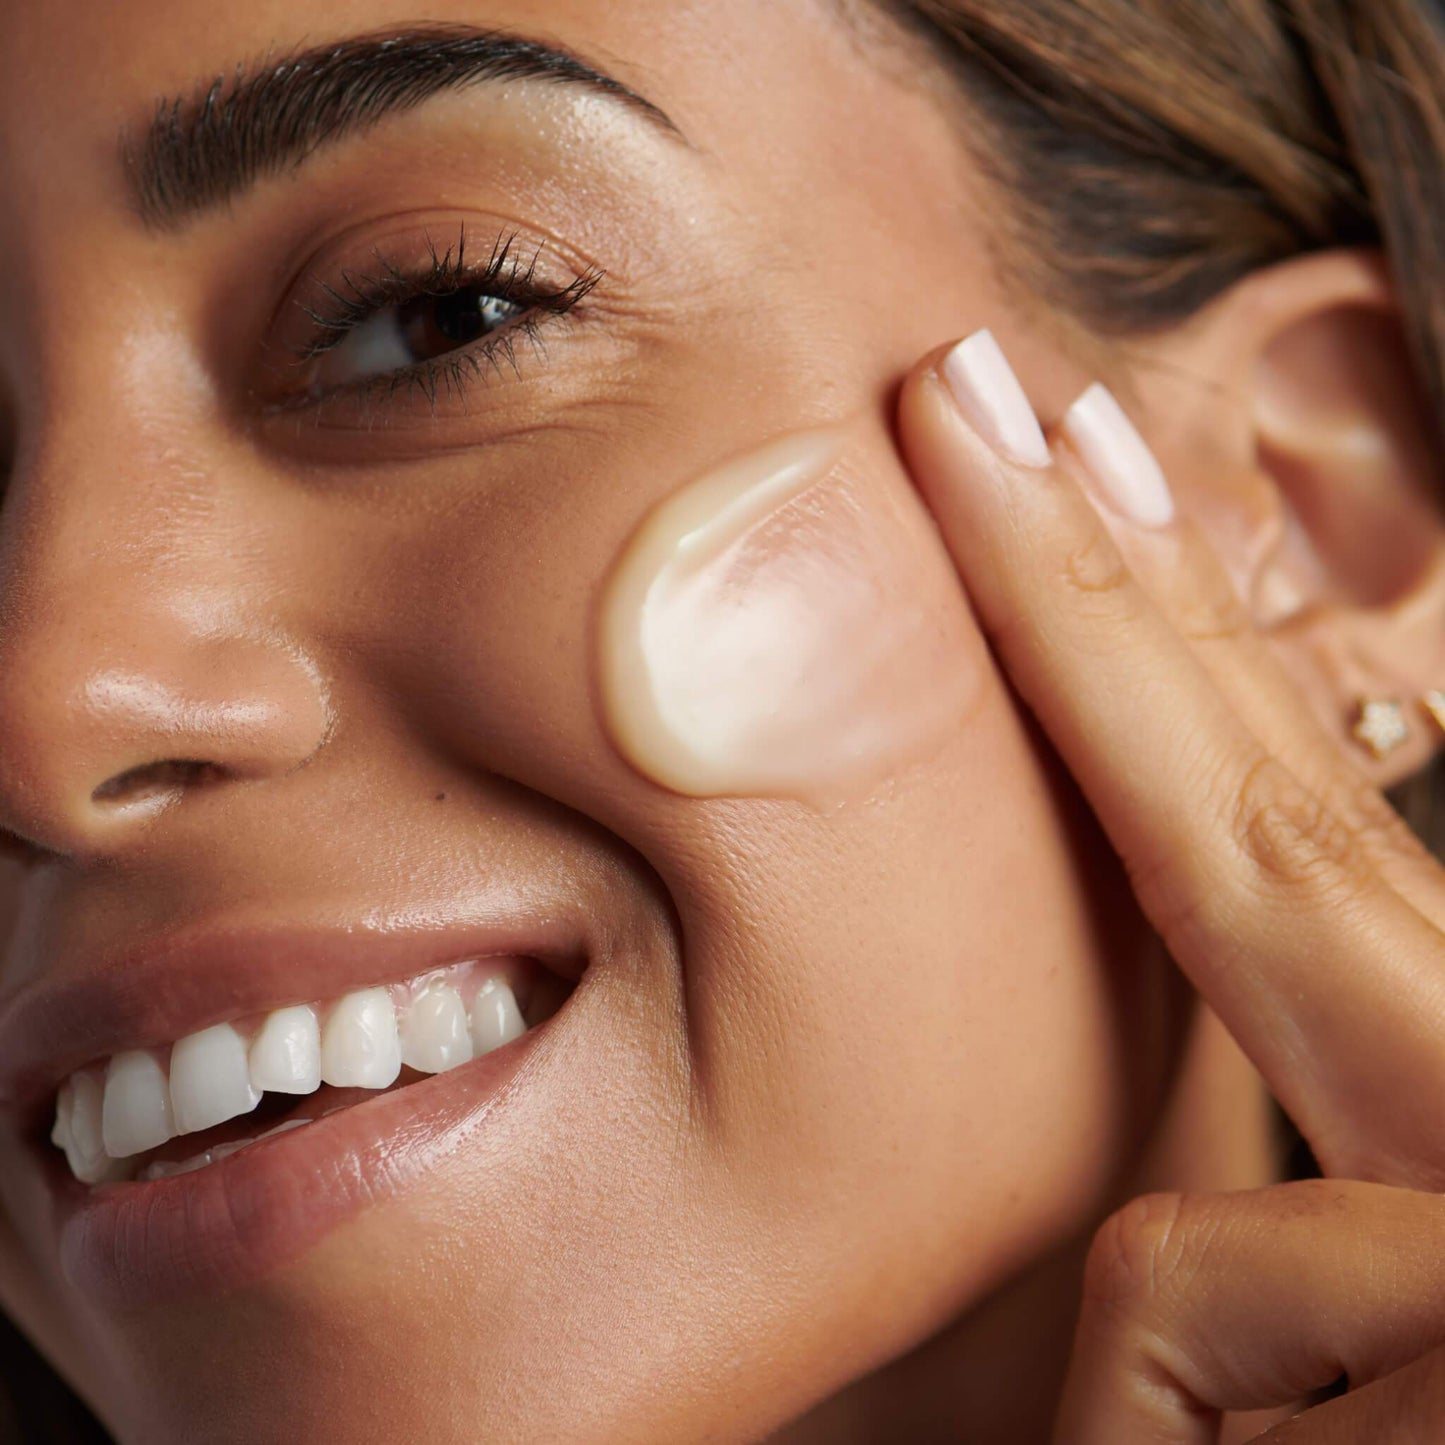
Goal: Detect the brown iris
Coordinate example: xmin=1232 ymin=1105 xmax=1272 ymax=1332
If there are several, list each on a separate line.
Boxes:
xmin=393 ymin=289 xmax=524 ymax=363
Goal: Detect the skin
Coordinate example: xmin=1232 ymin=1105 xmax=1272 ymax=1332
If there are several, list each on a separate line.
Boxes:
xmin=0 ymin=1 xmax=1440 ymax=1441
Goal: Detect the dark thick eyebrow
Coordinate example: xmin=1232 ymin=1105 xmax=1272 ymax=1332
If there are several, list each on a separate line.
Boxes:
xmin=122 ymin=23 xmax=685 ymax=231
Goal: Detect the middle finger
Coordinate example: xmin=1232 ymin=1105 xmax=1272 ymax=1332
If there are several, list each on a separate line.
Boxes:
xmin=1049 ymin=407 xmax=1445 ymax=920
xmin=898 ymin=332 xmax=1445 ymax=1187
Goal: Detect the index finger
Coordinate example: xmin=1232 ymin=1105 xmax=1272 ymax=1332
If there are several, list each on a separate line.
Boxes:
xmin=898 ymin=330 xmax=1445 ymax=1188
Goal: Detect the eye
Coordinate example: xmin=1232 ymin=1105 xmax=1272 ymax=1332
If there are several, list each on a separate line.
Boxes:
xmin=265 ymin=224 xmax=606 ymax=421
xmin=311 ymin=287 xmax=528 ymax=391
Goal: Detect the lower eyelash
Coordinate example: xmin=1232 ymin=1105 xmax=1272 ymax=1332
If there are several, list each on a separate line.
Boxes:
xmin=338 ymin=311 xmax=554 ymax=415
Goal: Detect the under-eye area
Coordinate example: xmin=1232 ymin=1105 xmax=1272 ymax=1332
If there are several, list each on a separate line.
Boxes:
xmin=48 ymin=957 xmax=574 ymax=1186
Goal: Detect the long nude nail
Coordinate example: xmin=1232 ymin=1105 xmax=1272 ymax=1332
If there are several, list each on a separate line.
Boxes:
xmin=941 ymin=330 xmax=1052 ymax=469
xmin=1061 ymin=383 xmax=1175 ymax=528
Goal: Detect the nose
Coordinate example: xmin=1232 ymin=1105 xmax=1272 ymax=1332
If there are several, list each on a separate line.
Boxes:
xmin=0 ymin=435 xmax=332 ymax=859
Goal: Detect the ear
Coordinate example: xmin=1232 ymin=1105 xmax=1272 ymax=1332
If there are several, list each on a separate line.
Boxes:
xmin=1125 ymin=248 xmax=1445 ymax=787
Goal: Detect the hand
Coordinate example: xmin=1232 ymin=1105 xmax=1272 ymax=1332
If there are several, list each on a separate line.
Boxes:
xmin=895 ymin=330 xmax=1445 ymax=1441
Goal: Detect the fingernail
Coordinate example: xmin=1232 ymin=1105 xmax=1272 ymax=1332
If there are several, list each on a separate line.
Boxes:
xmin=1061 ymin=383 xmax=1175 ymax=528
xmin=941 ymin=330 xmax=1052 ymax=469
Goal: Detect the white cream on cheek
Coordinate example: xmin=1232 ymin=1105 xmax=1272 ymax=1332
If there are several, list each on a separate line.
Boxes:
xmin=597 ymin=426 xmax=980 ymax=804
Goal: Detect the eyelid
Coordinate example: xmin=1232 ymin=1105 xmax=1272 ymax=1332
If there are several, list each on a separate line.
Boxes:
xmin=291 ymin=227 xmax=600 ymax=365
xmin=257 ymin=218 xmax=605 ymax=416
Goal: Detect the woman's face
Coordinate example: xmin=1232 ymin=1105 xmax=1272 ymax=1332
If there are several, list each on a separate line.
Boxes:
xmin=0 ymin=1 xmax=1169 ymax=1438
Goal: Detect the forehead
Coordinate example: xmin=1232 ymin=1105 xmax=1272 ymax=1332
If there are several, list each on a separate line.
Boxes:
xmin=0 ymin=0 xmax=880 ymax=201
xmin=0 ymin=0 xmax=987 ymax=301
xmin=0 ymin=0 xmax=991 ymax=309
xmin=2 ymin=0 xmax=728 ymax=100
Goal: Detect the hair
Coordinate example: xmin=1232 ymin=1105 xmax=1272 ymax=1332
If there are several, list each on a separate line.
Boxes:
xmin=874 ymin=0 xmax=1445 ymax=856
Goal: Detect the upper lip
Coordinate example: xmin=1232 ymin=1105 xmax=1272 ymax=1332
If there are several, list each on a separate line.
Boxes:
xmin=0 ymin=916 xmax=588 ymax=1139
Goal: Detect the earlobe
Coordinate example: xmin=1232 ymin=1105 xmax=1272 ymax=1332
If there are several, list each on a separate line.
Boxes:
xmin=1134 ymin=247 xmax=1445 ymax=785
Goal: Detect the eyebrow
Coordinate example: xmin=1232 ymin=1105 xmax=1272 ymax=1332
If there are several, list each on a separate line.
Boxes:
xmin=122 ymin=23 xmax=686 ymax=231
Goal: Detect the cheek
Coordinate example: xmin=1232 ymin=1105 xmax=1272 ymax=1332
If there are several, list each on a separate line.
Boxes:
xmin=595 ymin=425 xmax=982 ymax=805
xmin=347 ymin=424 xmax=1140 ymax=1329
xmin=587 ymin=427 xmax=1141 ymax=1314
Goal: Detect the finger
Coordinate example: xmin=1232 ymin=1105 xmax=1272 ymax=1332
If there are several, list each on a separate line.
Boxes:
xmin=1254 ymin=1343 xmax=1445 ymax=1441
xmin=1050 ymin=425 xmax=1444 ymax=923
xmin=897 ymin=331 xmax=1445 ymax=1186
xmin=1052 ymin=1181 xmax=1445 ymax=1445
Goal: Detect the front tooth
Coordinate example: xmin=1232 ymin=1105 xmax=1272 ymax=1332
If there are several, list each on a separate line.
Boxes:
xmin=169 ymin=1023 xmax=262 ymax=1136
xmin=66 ymin=1070 xmax=124 ymax=1185
xmin=469 ymin=978 xmax=526 ymax=1056
xmin=399 ymin=984 xmax=473 ymax=1074
xmin=320 ymin=987 xmax=401 ymax=1088
xmin=51 ymin=1077 xmax=75 ymax=1153
xmin=248 ymin=1004 xmax=321 ymax=1094
xmin=101 ymin=1049 xmax=175 ymax=1158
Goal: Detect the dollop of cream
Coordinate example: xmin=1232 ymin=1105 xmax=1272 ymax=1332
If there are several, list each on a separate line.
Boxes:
xmin=596 ymin=426 xmax=978 ymax=804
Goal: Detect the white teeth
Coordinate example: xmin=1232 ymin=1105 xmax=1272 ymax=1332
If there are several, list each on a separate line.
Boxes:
xmin=66 ymin=1071 xmax=126 ymax=1185
xmin=53 ymin=960 xmax=545 ymax=1186
xmin=50 ymin=1077 xmax=74 ymax=1153
xmin=470 ymin=979 xmax=525 ymax=1056
xmin=320 ymin=987 xmax=401 ymax=1089
xmin=248 ymin=1004 xmax=322 ymax=1094
xmin=169 ymin=1022 xmax=262 ymax=1136
xmin=399 ymin=983 xmax=472 ymax=1074
xmin=102 ymin=1049 xmax=175 ymax=1158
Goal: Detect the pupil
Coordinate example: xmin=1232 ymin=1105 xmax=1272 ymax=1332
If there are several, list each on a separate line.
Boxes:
xmin=432 ymin=289 xmax=490 ymax=345
xmin=393 ymin=288 xmax=526 ymax=367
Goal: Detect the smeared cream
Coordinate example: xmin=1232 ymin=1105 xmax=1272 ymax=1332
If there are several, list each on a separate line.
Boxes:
xmin=596 ymin=426 xmax=978 ymax=804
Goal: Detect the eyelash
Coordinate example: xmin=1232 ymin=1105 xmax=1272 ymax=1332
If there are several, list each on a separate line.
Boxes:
xmin=281 ymin=225 xmax=604 ymax=412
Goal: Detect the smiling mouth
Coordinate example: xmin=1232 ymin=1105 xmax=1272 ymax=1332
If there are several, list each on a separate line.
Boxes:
xmin=47 ymin=954 xmax=574 ymax=1187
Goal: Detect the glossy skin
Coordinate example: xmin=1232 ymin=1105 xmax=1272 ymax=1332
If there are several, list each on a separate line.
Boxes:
xmin=0 ymin=1 xmax=1433 ymax=1441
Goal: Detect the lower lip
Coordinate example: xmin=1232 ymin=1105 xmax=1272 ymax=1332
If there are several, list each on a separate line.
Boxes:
xmin=44 ymin=1009 xmax=557 ymax=1311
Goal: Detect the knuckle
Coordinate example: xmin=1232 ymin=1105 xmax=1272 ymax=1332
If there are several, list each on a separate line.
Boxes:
xmin=1176 ymin=598 xmax=1251 ymax=646
xmin=1081 ymin=1192 xmax=1199 ymax=1320
xmin=1172 ymin=560 xmax=1253 ymax=646
xmin=1229 ymin=755 xmax=1372 ymax=902
xmin=1058 ymin=528 xmax=1141 ymax=624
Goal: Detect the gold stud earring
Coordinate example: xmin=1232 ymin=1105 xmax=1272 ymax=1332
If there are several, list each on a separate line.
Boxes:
xmin=1352 ymin=698 xmax=1410 ymax=759
xmin=1422 ymin=690 xmax=1445 ymax=735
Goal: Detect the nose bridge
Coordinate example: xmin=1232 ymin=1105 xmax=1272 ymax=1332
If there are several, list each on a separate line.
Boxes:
xmin=0 ymin=404 xmax=332 ymax=857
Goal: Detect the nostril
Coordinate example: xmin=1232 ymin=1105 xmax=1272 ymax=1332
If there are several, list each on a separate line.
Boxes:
xmin=91 ymin=759 xmax=225 ymax=808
